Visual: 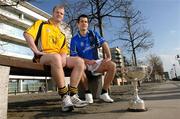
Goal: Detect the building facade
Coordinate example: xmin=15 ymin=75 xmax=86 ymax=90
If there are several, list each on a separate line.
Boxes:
xmin=110 ymin=47 xmax=127 ymax=85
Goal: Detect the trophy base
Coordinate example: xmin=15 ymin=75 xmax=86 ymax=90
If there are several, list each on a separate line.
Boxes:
xmin=127 ymin=99 xmax=147 ymax=112
xmin=127 ymin=108 xmax=147 ymax=112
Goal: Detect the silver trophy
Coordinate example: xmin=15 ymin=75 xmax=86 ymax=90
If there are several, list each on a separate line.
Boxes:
xmin=124 ymin=65 xmax=150 ymax=112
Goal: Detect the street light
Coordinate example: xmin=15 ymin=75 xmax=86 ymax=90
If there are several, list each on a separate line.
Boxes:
xmin=170 ymin=68 xmax=174 ymax=80
xmin=175 ymin=54 xmax=180 ymax=65
xmin=173 ymin=64 xmax=178 ymax=79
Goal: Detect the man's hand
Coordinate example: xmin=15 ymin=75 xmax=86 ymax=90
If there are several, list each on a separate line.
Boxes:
xmin=34 ymin=51 xmax=46 ymax=57
xmin=102 ymin=58 xmax=111 ymax=63
xmin=85 ymin=59 xmax=96 ymax=65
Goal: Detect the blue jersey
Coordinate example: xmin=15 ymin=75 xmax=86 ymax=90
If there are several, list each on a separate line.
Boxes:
xmin=70 ymin=30 xmax=106 ymax=60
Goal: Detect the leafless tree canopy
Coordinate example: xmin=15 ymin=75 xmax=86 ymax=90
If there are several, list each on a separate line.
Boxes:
xmin=114 ymin=3 xmax=153 ymax=65
xmin=61 ymin=0 xmax=89 ymax=36
xmin=62 ymin=0 xmax=130 ymax=36
xmin=146 ymin=54 xmax=164 ymax=82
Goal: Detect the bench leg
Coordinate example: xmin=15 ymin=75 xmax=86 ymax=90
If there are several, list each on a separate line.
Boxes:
xmin=78 ymin=75 xmax=104 ymax=99
xmin=95 ymin=75 xmax=104 ymax=98
xmin=0 ymin=66 xmax=10 ymax=119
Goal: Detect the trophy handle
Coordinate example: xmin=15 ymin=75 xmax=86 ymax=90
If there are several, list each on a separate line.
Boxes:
xmin=146 ymin=66 xmax=153 ymax=81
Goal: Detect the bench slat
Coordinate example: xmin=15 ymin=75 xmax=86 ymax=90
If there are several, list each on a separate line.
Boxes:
xmin=0 ymin=55 xmax=44 ymax=70
xmin=0 ymin=55 xmax=72 ymax=76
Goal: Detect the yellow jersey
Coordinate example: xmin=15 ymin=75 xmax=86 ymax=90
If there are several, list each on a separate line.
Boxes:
xmin=25 ymin=19 xmax=69 ymax=54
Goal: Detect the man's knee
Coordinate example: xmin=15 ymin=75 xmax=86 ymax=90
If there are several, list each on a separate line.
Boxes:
xmin=108 ymin=61 xmax=116 ymax=71
xmin=41 ymin=54 xmax=62 ymax=64
xmin=52 ymin=54 xmax=62 ymax=60
xmin=74 ymin=57 xmax=85 ymax=69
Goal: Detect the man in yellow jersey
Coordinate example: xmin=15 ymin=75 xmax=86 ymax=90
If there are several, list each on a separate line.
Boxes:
xmin=24 ymin=5 xmax=88 ymax=112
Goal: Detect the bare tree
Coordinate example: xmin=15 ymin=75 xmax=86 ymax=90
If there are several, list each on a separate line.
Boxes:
xmin=63 ymin=0 xmax=131 ymax=37
xmin=86 ymin=0 xmax=132 ymax=37
xmin=114 ymin=3 xmax=153 ymax=66
xmin=146 ymin=54 xmax=164 ymax=82
xmin=61 ymin=0 xmax=89 ymax=36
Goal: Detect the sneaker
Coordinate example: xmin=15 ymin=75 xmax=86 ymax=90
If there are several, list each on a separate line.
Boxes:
xmin=62 ymin=95 xmax=74 ymax=112
xmin=99 ymin=93 xmax=114 ymax=103
xmin=85 ymin=93 xmax=93 ymax=104
xmin=71 ymin=94 xmax=88 ymax=108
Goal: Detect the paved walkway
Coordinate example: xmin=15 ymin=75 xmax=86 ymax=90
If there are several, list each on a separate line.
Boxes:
xmin=8 ymin=81 xmax=180 ymax=119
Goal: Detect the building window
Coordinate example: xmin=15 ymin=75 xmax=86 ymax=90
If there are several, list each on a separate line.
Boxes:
xmin=0 ymin=23 xmax=24 ymax=39
xmin=19 ymin=13 xmax=24 ymax=20
xmin=0 ymin=40 xmax=33 ymax=57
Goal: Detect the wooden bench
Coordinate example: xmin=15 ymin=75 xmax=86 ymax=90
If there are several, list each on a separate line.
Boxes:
xmin=0 ymin=54 xmax=102 ymax=119
xmin=0 ymin=54 xmax=72 ymax=119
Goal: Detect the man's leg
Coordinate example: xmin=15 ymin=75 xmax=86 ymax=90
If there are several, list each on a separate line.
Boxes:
xmin=79 ymin=72 xmax=94 ymax=103
xmin=66 ymin=57 xmax=84 ymax=87
xmin=40 ymin=54 xmax=73 ymax=111
xmin=79 ymin=72 xmax=89 ymax=91
xmin=40 ymin=54 xmax=66 ymax=92
xmin=66 ymin=57 xmax=88 ymax=107
xmin=96 ymin=60 xmax=116 ymax=90
xmin=95 ymin=60 xmax=116 ymax=102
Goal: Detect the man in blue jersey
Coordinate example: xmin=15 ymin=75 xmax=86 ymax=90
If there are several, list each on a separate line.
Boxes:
xmin=70 ymin=14 xmax=116 ymax=103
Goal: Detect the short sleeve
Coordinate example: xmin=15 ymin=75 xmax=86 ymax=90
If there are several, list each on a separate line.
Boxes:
xmin=94 ymin=31 xmax=106 ymax=47
xmin=24 ymin=20 xmax=43 ymax=41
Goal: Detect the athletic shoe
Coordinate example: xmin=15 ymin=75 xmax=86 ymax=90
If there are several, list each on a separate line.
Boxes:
xmin=62 ymin=95 xmax=74 ymax=112
xmin=99 ymin=93 xmax=114 ymax=103
xmin=85 ymin=93 xmax=94 ymax=104
xmin=71 ymin=94 xmax=88 ymax=108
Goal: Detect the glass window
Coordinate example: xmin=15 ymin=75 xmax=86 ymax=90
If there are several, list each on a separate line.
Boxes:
xmin=0 ymin=23 xmax=25 ymax=40
xmin=0 ymin=41 xmax=33 ymax=57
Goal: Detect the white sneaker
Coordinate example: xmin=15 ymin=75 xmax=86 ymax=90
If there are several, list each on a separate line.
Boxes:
xmin=71 ymin=94 xmax=88 ymax=108
xmin=99 ymin=93 xmax=114 ymax=103
xmin=85 ymin=93 xmax=93 ymax=104
xmin=62 ymin=95 xmax=74 ymax=112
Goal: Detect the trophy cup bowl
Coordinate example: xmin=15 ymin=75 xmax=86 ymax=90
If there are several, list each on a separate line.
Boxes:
xmin=124 ymin=65 xmax=148 ymax=112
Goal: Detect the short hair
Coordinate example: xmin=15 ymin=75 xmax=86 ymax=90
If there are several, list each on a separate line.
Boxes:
xmin=53 ymin=4 xmax=64 ymax=13
xmin=77 ymin=14 xmax=89 ymax=23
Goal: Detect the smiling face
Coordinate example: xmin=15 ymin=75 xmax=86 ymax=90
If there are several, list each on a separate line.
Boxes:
xmin=52 ymin=6 xmax=64 ymax=23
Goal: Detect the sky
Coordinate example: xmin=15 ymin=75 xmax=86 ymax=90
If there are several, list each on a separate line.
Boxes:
xmin=133 ymin=0 xmax=180 ymax=77
xmin=29 ymin=0 xmax=180 ymax=78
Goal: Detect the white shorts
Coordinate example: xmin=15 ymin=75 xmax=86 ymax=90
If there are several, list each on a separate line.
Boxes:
xmin=86 ymin=59 xmax=103 ymax=76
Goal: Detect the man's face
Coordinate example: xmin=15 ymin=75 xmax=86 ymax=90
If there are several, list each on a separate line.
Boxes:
xmin=53 ymin=7 xmax=64 ymax=23
xmin=77 ymin=17 xmax=89 ymax=31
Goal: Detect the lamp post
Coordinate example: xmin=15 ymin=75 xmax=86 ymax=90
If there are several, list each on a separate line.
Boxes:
xmin=173 ymin=64 xmax=178 ymax=79
xmin=170 ymin=68 xmax=174 ymax=80
xmin=175 ymin=54 xmax=180 ymax=65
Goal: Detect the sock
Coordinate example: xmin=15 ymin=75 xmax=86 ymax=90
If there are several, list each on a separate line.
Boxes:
xmin=69 ymin=86 xmax=78 ymax=96
xmin=101 ymin=89 xmax=107 ymax=95
xmin=58 ymin=86 xmax=68 ymax=98
xmin=85 ymin=89 xmax=92 ymax=94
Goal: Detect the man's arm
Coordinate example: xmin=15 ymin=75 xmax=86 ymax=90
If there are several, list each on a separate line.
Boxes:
xmin=101 ymin=42 xmax=111 ymax=60
xmin=23 ymin=32 xmax=45 ymax=56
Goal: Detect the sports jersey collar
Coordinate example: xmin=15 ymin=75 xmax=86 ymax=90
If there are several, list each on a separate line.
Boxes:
xmin=77 ymin=30 xmax=90 ymax=38
xmin=48 ymin=18 xmax=60 ymax=26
